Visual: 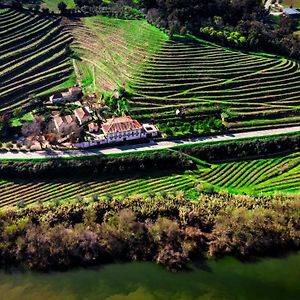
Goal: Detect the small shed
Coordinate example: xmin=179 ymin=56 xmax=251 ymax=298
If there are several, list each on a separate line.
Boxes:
xmin=283 ymin=8 xmax=300 ymax=19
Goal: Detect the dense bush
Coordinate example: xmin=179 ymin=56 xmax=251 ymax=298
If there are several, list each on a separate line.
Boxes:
xmin=140 ymin=0 xmax=300 ymax=59
xmin=141 ymin=0 xmax=265 ymax=31
xmin=180 ymin=134 xmax=300 ymax=162
xmin=158 ymin=117 xmax=224 ymax=137
xmin=0 ymin=150 xmax=195 ymax=178
xmin=199 ymin=26 xmax=247 ymax=48
xmin=0 ymin=192 xmax=299 ymax=271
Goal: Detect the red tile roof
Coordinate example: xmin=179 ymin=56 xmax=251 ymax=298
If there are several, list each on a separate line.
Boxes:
xmin=102 ymin=116 xmax=142 ymax=134
xmin=74 ymin=108 xmax=91 ymax=122
xmin=53 ymin=115 xmax=75 ymax=128
xmin=88 ymin=122 xmax=99 ymax=130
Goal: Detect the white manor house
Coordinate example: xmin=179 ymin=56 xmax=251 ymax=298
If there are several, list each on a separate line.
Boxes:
xmin=76 ymin=116 xmax=159 ymax=149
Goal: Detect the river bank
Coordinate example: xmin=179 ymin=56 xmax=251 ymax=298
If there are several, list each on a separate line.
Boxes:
xmin=1 ymin=251 xmax=300 ymax=300
xmin=0 ymin=193 xmax=299 ymax=272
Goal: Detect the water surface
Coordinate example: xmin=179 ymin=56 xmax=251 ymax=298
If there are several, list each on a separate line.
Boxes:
xmin=1 ymin=252 xmax=300 ymax=300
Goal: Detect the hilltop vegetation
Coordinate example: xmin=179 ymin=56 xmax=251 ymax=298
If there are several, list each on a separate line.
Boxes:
xmin=43 ymin=0 xmax=75 ymax=11
xmin=0 ymin=9 xmax=75 ymax=112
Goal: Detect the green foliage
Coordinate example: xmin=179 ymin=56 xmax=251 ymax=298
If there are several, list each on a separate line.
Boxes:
xmin=0 ymin=192 xmax=298 ymax=271
xmin=200 ymin=26 xmax=248 ymax=47
xmin=158 ymin=117 xmax=224 ymax=137
xmin=105 ymin=88 xmax=129 ymax=116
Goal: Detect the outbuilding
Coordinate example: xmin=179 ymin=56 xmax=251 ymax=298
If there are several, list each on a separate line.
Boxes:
xmin=283 ymin=8 xmax=300 ymax=19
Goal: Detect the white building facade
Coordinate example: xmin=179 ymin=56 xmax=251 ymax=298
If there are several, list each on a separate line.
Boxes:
xmin=102 ymin=116 xmax=144 ymax=143
xmin=75 ymin=116 xmax=159 ymax=149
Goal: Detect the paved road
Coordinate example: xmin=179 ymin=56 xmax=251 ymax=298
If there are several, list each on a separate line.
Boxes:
xmin=1 ymin=126 xmax=300 ymax=160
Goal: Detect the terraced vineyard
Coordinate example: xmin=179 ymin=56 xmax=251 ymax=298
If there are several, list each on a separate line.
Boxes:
xmin=66 ymin=15 xmax=300 ymax=132
xmin=129 ymin=37 xmax=300 ymax=131
xmin=65 ymin=16 xmax=167 ymax=93
xmin=2 ymin=152 xmax=300 ymax=208
xmin=0 ymin=171 xmax=195 ymax=208
xmin=198 ymin=152 xmax=300 ymax=194
xmin=0 ymin=9 xmax=75 ymax=112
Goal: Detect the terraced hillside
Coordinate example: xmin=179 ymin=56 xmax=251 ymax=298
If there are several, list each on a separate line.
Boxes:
xmin=198 ymin=152 xmax=300 ymax=194
xmin=2 ymin=151 xmax=300 ymax=208
xmin=0 ymin=172 xmax=195 ymax=208
xmin=130 ymin=37 xmax=300 ymax=132
xmin=64 ymin=16 xmax=167 ymax=93
xmin=66 ymin=15 xmax=300 ymax=132
xmin=0 ymin=9 xmax=75 ymax=112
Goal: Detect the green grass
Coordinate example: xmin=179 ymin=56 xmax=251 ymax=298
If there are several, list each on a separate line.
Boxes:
xmin=39 ymin=72 xmax=77 ymax=96
xmin=10 ymin=112 xmax=34 ymax=127
xmin=281 ymin=0 xmax=300 ymax=7
xmin=42 ymin=0 xmax=76 ymax=11
xmin=67 ymin=15 xmax=167 ymax=94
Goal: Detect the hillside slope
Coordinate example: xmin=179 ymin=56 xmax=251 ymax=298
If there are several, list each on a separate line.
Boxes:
xmin=1 ymin=151 xmax=300 ymax=208
xmin=0 ymin=9 xmax=75 ymax=112
xmin=66 ymin=15 xmax=300 ymax=133
xmin=64 ymin=16 xmax=168 ymax=93
xmin=130 ymin=36 xmax=300 ymax=132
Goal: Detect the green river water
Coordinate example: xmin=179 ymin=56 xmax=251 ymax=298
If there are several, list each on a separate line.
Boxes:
xmin=1 ymin=252 xmax=299 ymax=300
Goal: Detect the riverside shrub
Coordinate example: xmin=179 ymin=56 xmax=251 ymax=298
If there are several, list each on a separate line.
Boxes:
xmin=0 ymin=192 xmax=299 ymax=271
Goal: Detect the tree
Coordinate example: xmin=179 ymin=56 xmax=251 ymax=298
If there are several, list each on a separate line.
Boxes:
xmin=0 ymin=114 xmax=11 ymax=137
xmin=33 ymin=4 xmax=40 ymax=12
xmin=42 ymin=8 xmax=50 ymax=15
xmin=277 ymin=15 xmax=296 ymax=36
xmin=58 ymin=1 xmax=67 ymax=14
xmin=117 ymin=98 xmax=128 ymax=116
xmin=21 ymin=118 xmax=42 ymax=138
xmin=12 ymin=107 xmax=23 ymax=119
xmin=21 ymin=116 xmax=45 ymax=149
xmin=11 ymin=0 xmax=23 ymax=10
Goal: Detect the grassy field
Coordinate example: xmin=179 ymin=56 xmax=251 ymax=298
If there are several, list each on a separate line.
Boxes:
xmin=42 ymin=0 xmax=76 ymax=11
xmin=0 ymin=9 xmax=75 ymax=112
xmin=1 ymin=151 xmax=300 ymax=208
xmin=65 ymin=16 xmax=168 ymax=94
xmin=281 ymin=0 xmax=300 ymax=7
